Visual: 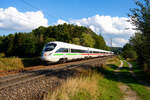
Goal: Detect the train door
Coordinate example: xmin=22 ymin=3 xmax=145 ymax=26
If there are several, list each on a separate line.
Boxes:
xmin=65 ymin=48 xmax=72 ymax=60
xmin=55 ymin=48 xmax=68 ymax=61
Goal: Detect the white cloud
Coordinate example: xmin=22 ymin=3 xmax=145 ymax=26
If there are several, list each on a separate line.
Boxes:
xmin=114 ymin=38 xmax=128 ymax=44
xmin=0 ymin=7 xmax=48 ymax=31
xmin=113 ymin=38 xmax=128 ymax=47
xmin=56 ymin=14 xmax=136 ymax=47
xmin=57 ymin=19 xmax=68 ymax=25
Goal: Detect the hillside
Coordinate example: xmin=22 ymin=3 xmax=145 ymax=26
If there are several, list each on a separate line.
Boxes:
xmin=0 ymin=24 xmax=109 ymax=57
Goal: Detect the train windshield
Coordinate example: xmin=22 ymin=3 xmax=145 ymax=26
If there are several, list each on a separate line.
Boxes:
xmin=44 ymin=43 xmax=57 ymax=51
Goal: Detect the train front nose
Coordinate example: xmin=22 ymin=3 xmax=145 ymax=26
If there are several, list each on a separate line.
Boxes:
xmin=41 ymin=42 xmax=57 ymax=62
xmin=41 ymin=52 xmax=52 ymax=61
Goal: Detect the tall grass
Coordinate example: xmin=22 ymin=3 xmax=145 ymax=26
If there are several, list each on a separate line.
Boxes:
xmin=0 ymin=57 xmax=24 ymax=71
xmin=45 ymin=71 xmax=100 ymax=100
xmin=45 ymin=68 xmax=123 ymax=100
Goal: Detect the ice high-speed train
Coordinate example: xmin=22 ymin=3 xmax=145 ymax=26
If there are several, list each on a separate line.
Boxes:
xmin=41 ymin=41 xmax=114 ymax=63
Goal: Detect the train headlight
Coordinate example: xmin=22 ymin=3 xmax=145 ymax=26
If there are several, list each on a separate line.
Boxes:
xmin=44 ymin=53 xmax=52 ymax=56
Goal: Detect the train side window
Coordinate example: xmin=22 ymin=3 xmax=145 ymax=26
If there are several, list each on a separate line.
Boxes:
xmin=84 ymin=50 xmax=88 ymax=53
xmin=71 ymin=49 xmax=78 ymax=53
xmin=71 ymin=49 xmax=83 ymax=53
xmin=93 ymin=51 xmax=99 ymax=53
xmin=80 ymin=50 xmax=85 ymax=53
xmin=56 ymin=48 xmax=68 ymax=53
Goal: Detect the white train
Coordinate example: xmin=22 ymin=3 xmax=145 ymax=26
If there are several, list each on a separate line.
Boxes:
xmin=41 ymin=41 xmax=114 ymax=63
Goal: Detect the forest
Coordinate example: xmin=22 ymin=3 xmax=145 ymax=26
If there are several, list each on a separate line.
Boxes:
xmin=0 ymin=23 xmax=109 ymax=57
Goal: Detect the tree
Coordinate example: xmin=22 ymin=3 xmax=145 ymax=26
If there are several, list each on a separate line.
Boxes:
xmin=129 ymin=33 xmax=144 ymax=63
xmin=72 ymin=38 xmax=80 ymax=45
xmin=45 ymin=38 xmax=56 ymax=44
xmin=0 ymin=36 xmax=3 ymax=52
xmin=129 ymin=0 xmax=150 ymax=69
xmin=93 ymin=34 xmax=108 ymax=50
xmin=80 ymin=33 xmax=95 ymax=47
xmin=2 ymin=34 xmax=15 ymax=56
xmin=122 ymin=43 xmax=137 ymax=59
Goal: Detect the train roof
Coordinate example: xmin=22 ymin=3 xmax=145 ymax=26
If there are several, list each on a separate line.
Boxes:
xmin=50 ymin=41 xmax=88 ymax=50
xmin=48 ymin=41 xmax=112 ymax=53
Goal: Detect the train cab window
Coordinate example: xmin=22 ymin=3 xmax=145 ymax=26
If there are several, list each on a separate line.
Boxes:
xmin=56 ymin=48 xmax=68 ymax=53
xmin=71 ymin=49 xmax=88 ymax=53
xmin=44 ymin=43 xmax=56 ymax=51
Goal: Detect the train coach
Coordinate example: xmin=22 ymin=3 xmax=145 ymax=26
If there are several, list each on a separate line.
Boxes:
xmin=41 ymin=41 xmax=114 ymax=63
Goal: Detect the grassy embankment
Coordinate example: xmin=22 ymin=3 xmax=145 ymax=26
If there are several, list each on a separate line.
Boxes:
xmin=45 ymin=57 xmax=123 ymax=100
xmin=0 ymin=57 xmax=41 ymax=71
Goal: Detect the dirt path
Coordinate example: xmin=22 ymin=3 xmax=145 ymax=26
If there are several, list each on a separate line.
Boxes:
xmin=119 ymin=60 xmax=123 ymax=68
xmin=115 ymin=60 xmax=123 ymax=72
xmin=115 ymin=60 xmax=141 ymax=100
xmin=118 ymin=83 xmax=140 ymax=100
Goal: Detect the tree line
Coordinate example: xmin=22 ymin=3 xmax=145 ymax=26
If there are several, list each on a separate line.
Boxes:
xmin=0 ymin=23 xmax=109 ymax=57
xmin=122 ymin=0 xmax=150 ymax=71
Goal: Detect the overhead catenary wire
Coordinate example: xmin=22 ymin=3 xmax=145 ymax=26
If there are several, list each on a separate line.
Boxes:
xmin=20 ymin=0 xmax=62 ymax=20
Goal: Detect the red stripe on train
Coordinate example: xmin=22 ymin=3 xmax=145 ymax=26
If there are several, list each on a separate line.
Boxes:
xmin=80 ymin=53 xmax=104 ymax=55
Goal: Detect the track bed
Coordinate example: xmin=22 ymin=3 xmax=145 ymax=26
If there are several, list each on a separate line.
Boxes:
xmin=0 ymin=56 xmax=112 ymax=100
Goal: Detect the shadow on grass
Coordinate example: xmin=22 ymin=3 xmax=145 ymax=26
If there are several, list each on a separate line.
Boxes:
xmin=92 ymin=64 xmax=150 ymax=87
xmin=131 ymin=64 xmax=150 ymax=85
xmin=21 ymin=57 xmax=42 ymax=67
xmin=21 ymin=57 xmax=87 ymax=68
xmin=43 ymin=63 xmax=147 ymax=87
xmin=106 ymin=64 xmax=118 ymax=70
xmin=21 ymin=57 xmax=54 ymax=67
xmin=20 ymin=59 xmax=150 ymax=88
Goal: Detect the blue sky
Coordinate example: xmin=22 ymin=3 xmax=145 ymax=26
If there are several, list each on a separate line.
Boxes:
xmin=0 ymin=0 xmax=137 ymax=47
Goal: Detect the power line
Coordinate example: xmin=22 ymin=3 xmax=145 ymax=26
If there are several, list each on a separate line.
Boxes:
xmin=20 ymin=0 xmax=61 ymax=19
xmin=22 ymin=0 xmax=40 ymax=11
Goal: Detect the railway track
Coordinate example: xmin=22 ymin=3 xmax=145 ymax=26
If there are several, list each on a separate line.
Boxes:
xmin=0 ymin=56 xmax=112 ymax=100
xmin=0 ymin=56 xmax=109 ymax=89
xmin=0 ymin=64 xmax=82 ymax=90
